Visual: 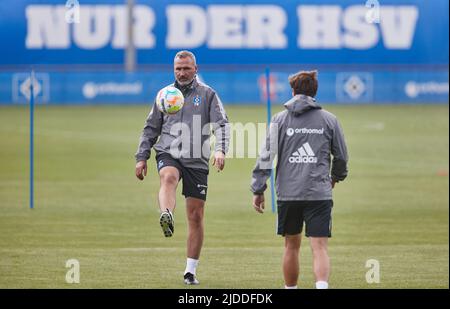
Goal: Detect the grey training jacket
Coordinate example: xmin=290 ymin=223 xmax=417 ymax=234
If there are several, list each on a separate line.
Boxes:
xmin=251 ymin=95 xmax=348 ymax=201
xmin=135 ymin=78 xmax=230 ymax=170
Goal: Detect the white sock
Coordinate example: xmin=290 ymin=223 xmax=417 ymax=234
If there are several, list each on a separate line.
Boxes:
xmin=184 ymin=258 xmax=199 ymax=275
xmin=285 ymin=285 xmax=298 ymax=289
xmin=315 ymin=281 xmax=329 ymax=289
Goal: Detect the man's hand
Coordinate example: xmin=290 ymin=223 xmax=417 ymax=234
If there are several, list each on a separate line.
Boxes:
xmin=253 ymin=194 xmax=265 ymax=214
xmin=212 ymin=151 xmax=225 ymax=172
xmin=331 ymin=179 xmax=336 ymax=189
xmin=135 ymin=160 xmax=147 ymax=180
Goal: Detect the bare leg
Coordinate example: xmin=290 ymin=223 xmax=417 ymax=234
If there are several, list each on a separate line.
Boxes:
xmin=283 ymin=234 xmax=301 ymax=287
xmin=158 ymin=167 xmax=179 ymax=212
xmin=185 ymin=197 xmax=205 ymax=259
xmin=310 ymin=237 xmax=330 ymax=283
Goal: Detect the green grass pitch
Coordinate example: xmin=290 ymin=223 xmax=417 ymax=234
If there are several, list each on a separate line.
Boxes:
xmin=0 ymin=104 xmax=448 ymax=288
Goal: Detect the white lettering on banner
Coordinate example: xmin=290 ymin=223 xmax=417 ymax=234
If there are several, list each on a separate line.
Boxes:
xmin=26 ymin=5 xmax=155 ymax=49
xmin=82 ymin=82 xmax=142 ymax=99
xmin=245 ymin=5 xmax=287 ymax=48
xmin=208 ymin=6 xmax=244 ymax=48
xmin=298 ymin=6 xmax=342 ymax=48
xmin=111 ymin=6 xmax=127 ymax=48
xmin=168 ymin=5 xmax=287 ymax=49
xmin=405 ymin=81 xmax=449 ymax=98
xmin=297 ymin=5 xmax=419 ymax=49
xmin=112 ymin=6 xmax=155 ymax=48
xmin=74 ymin=6 xmax=111 ymax=49
xmin=133 ymin=6 xmax=156 ymax=48
xmin=379 ymin=6 xmax=418 ymax=49
xmin=166 ymin=5 xmax=207 ymax=48
xmin=26 ymin=6 xmax=70 ymax=48
xmin=343 ymin=6 xmax=379 ymax=49
xmin=25 ymin=4 xmax=418 ymax=51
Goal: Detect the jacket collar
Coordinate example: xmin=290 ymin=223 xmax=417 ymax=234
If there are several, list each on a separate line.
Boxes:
xmin=174 ymin=76 xmax=198 ymax=95
xmin=284 ymin=94 xmax=321 ymax=115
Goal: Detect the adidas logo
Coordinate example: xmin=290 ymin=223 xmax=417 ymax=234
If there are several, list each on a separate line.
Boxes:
xmin=197 ymin=184 xmax=207 ymax=195
xmin=288 ymin=142 xmax=318 ymax=163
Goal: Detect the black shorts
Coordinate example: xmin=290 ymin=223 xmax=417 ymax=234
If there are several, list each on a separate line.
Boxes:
xmin=277 ymin=200 xmax=333 ymax=237
xmin=155 ymin=152 xmax=208 ymax=201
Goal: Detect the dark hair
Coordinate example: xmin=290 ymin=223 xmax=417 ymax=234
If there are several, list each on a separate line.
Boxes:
xmin=288 ymin=70 xmax=318 ymax=97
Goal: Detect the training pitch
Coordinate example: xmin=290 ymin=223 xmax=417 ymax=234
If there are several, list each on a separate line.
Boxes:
xmin=0 ymin=104 xmax=448 ymax=288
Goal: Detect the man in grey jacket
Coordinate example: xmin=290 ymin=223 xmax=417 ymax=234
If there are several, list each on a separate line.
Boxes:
xmin=251 ymin=70 xmax=348 ymax=289
xmin=135 ymin=50 xmax=230 ymax=285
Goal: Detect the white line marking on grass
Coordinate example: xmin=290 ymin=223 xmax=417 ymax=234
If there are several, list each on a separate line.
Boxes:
xmin=364 ymin=122 xmax=385 ymax=131
xmin=119 ymin=248 xmax=181 ymax=252
xmin=118 ymin=247 xmax=281 ymax=252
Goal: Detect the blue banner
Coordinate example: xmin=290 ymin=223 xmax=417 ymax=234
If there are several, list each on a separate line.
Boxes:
xmin=1 ymin=70 xmax=448 ymax=104
xmin=0 ymin=0 xmax=448 ymax=66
